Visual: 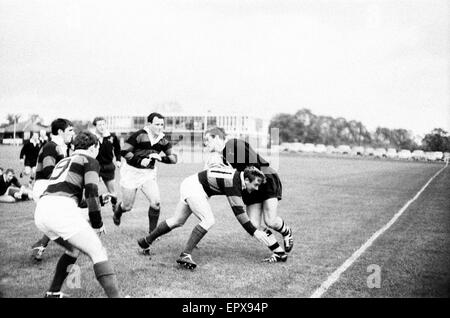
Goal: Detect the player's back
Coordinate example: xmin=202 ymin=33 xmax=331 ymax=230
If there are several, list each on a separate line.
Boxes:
xmin=222 ymin=138 xmax=270 ymax=171
xmin=42 ymin=152 xmax=100 ymax=205
xmin=197 ymin=167 xmax=242 ymax=198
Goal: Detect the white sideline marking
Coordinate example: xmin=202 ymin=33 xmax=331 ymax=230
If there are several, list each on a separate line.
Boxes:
xmin=310 ymin=161 xmax=449 ymax=298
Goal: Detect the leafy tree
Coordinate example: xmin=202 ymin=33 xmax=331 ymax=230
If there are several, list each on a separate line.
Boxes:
xmin=6 ymin=113 xmax=21 ymax=125
xmin=422 ymin=128 xmax=450 ymax=152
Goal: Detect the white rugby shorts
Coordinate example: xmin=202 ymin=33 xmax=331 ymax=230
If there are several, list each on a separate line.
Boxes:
xmin=119 ymin=162 xmax=157 ymax=189
xmin=32 ymin=179 xmax=49 ymax=202
xmin=179 ymin=174 xmax=209 ymax=202
xmin=34 ymin=196 xmax=91 ymax=241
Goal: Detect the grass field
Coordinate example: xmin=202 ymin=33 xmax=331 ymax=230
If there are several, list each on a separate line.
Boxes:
xmin=0 ymin=145 xmax=449 ymax=298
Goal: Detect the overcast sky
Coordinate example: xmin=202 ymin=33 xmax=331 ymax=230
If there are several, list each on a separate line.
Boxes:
xmin=0 ymin=0 xmax=448 ymax=135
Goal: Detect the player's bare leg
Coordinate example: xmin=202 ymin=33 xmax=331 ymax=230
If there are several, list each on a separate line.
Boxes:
xmin=176 ymin=196 xmax=215 ymax=269
xmin=263 ymin=198 xmax=293 ymax=253
xmin=44 ymin=239 xmax=80 ymax=298
xmin=0 ymin=195 xmax=16 ymax=203
xmin=65 ymin=228 xmax=120 ymax=297
xmin=141 ymin=178 xmax=161 ymax=233
xmin=103 ymin=179 xmax=117 ymax=211
xmin=137 ymin=200 xmax=192 ymax=254
xmin=113 ymin=186 xmax=136 ymax=226
xmin=32 ymin=234 xmax=51 ymax=261
xmin=248 ymin=203 xmax=287 ymax=262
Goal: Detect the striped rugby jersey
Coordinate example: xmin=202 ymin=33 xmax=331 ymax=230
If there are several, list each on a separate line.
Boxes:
xmin=42 ymin=150 xmax=103 ymax=228
xmin=197 ymin=167 xmax=257 ymax=235
xmin=222 ymin=138 xmax=270 ymax=172
xmin=35 ymin=141 xmax=66 ymax=180
xmin=121 ymin=129 xmax=172 ymax=169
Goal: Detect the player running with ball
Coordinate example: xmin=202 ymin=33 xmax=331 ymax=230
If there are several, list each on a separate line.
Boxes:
xmin=112 ymin=112 xmax=177 ymax=234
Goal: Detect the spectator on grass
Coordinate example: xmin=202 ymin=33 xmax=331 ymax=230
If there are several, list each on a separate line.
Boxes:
xmin=0 ymin=169 xmax=33 ymax=203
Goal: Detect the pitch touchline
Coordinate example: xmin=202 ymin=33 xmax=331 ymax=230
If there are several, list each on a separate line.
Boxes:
xmin=310 ymin=161 xmax=449 ymax=298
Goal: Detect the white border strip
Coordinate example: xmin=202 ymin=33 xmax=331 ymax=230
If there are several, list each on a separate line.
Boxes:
xmin=310 ymin=161 xmax=449 ymax=298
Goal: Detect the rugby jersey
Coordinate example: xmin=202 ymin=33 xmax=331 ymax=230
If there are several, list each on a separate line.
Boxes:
xmin=42 ymin=151 xmax=103 ymax=228
xmin=96 ymin=133 xmax=121 ymax=166
xmin=222 ymin=138 xmax=270 ymax=172
xmin=197 ymin=167 xmax=257 ymax=235
xmin=35 ymin=140 xmax=66 ymax=180
xmin=20 ymin=140 xmax=41 ymax=167
xmin=121 ymin=129 xmax=172 ymax=169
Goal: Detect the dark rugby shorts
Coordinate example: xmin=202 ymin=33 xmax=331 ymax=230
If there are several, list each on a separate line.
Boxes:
xmin=242 ymin=167 xmax=282 ymax=205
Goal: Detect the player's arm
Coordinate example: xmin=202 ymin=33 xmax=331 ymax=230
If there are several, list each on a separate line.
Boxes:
xmin=112 ymin=134 xmax=121 ymax=162
xmin=160 ymin=147 xmax=177 ymax=164
xmin=120 ymin=132 xmax=140 ymax=165
xmin=226 ymin=195 xmax=257 ymax=236
xmin=19 ymin=144 xmax=26 ymax=162
xmin=11 ymin=177 xmax=22 ymax=188
xmin=83 ymin=160 xmax=103 ymax=229
xmin=41 ymin=153 xmax=57 ymax=179
xmin=204 ymin=152 xmax=229 ymax=170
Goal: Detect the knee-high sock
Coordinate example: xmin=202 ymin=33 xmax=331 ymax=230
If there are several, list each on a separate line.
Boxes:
xmin=148 ymin=206 xmax=160 ymax=233
xmin=93 ymin=261 xmax=120 ymax=298
xmin=41 ymin=235 xmax=51 ymax=247
xmin=145 ymin=220 xmax=171 ymax=244
xmin=48 ymin=254 xmax=77 ymax=292
xmin=274 ymin=220 xmax=291 ymax=236
xmin=183 ymin=225 xmax=208 ymax=255
xmin=264 ymin=229 xmax=285 ymax=254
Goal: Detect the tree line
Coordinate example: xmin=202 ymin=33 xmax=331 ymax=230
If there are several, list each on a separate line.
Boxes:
xmin=269 ymin=109 xmax=450 ymax=152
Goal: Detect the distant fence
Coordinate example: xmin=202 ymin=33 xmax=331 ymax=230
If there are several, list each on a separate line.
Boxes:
xmin=2 ymin=139 xmax=23 ymax=145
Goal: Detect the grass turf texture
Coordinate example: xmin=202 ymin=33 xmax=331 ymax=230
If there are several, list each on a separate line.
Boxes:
xmin=0 ymin=145 xmax=448 ymax=297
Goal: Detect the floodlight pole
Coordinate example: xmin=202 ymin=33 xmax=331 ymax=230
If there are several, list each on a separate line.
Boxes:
xmin=13 ymin=117 xmax=16 ymax=146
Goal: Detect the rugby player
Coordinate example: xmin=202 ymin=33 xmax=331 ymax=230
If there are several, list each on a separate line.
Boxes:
xmin=203 ymin=127 xmax=293 ymax=262
xmin=19 ymin=132 xmax=41 ymax=185
xmin=31 ymin=118 xmax=75 ymax=261
xmin=113 ymin=112 xmax=177 ymax=234
xmin=34 ymin=131 xmax=120 ymax=298
xmin=92 ymin=116 xmax=121 ymax=210
xmin=137 ymin=166 xmax=280 ymax=269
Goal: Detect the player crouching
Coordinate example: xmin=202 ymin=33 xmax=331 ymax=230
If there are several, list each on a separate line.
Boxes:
xmin=137 ymin=166 xmax=286 ymax=269
xmin=34 ymin=131 xmax=121 ymax=298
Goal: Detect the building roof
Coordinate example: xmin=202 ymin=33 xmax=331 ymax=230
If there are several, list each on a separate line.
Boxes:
xmin=0 ymin=120 xmax=49 ymax=133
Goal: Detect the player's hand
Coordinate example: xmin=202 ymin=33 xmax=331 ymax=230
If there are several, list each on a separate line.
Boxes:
xmin=115 ymin=161 xmax=121 ymax=168
xmin=95 ymin=225 xmax=107 ymax=236
xmin=253 ymin=229 xmax=270 ymax=246
xmin=19 ymin=159 xmax=24 ymax=164
xmin=148 ymin=153 xmax=162 ymax=161
xmin=141 ymin=158 xmax=151 ymax=167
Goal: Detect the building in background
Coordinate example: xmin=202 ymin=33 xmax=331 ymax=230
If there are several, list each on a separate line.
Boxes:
xmin=0 ymin=120 xmax=49 ymax=145
xmin=104 ymin=113 xmax=271 ymax=149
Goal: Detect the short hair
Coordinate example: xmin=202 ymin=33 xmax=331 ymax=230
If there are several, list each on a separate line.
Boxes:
xmin=72 ymin=131 xmax=99 ymax=150
xmin=5 ymin=168 xmax=15 ymax=175
xmin=243 ymin=166 xmax=266 ymax=183
xmin=93 ymin=117 xmax=106 ymax=126
xmin=147 ymin=112 xmax=164 ymax=124
xmin=51 ymin=118 xmax=73 ymax=135
xmin=205 ymin=127 xmax=226 ymax=140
